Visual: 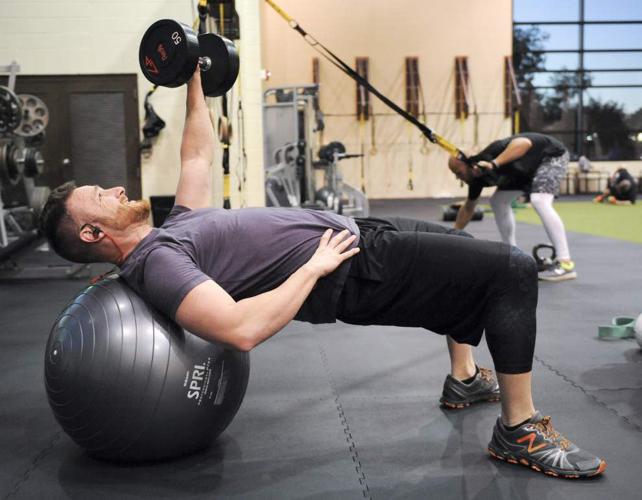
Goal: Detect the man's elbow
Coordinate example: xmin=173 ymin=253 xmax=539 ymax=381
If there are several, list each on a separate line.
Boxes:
xmin=226 ymin=325 xmax=262 ymax=352
xmin=232 ymin=335 xmax=256 ymax=353
xmin=229 ymin=321 xmax=279 ymax=352
xmin=187 ymin=323 xmax=256 ymax=352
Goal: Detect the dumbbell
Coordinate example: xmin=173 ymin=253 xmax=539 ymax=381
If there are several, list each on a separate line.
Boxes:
xmin=139 ymin=19 xmax=239 ymax=97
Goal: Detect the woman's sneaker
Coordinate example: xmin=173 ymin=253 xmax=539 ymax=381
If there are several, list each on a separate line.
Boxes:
xmin=538 ymin=260 xmax=577 ymax=282
xmin=488 ymin=411 xmax=607 ymax=478
xmin=440 ymin=367 xmax=500 ymax=409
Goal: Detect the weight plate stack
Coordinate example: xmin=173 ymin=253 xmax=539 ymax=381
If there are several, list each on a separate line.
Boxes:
xmin=0 ymin=142 xmax=24 ymax=186
xmin=15 ymin=94 xmax=49 ymax=137
xmin=0 ymin=86 xmax=23 ymax=134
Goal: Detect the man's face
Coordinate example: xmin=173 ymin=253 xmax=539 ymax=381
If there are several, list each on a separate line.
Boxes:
xmin=67 ymin=185 xmax=151 ymax=232
xmin=448 ymin=157 xmax=473 ymax=184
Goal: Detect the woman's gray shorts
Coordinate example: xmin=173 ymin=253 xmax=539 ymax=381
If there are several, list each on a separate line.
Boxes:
xmin=531 ymin=151 xmax=569 ymax=194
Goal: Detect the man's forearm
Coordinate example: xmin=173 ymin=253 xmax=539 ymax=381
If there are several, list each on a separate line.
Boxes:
xmin=180 ymin=78 xmax=215 ymax=165
xmin=493 ymin=138 xmax=532 ymax=166
xmin=455 ymin=201 xmax=476 ymax=230
xmin=233 ymin=264 xmax=320 ymax=350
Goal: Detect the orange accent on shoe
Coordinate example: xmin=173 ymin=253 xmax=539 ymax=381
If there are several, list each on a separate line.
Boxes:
xmin=516 ymin=432 xmax=549 ymax=454
xmin=590 ymin=460 xmax=608 ymax=476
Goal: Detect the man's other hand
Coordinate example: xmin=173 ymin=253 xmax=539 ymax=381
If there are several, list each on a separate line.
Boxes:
xmin=304 ymin=229 xmax=360 ymax=278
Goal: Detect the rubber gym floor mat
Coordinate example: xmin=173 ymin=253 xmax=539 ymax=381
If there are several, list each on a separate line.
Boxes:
xmin=1 ymin=199 xmax=641 ymax=499
xmin=7 ymin=319 xmax=640 ymax=499
xmin=316 ymin=323 xmax=640 ymax=500
xmin=512 ymin=200 xmax=642 ymax=244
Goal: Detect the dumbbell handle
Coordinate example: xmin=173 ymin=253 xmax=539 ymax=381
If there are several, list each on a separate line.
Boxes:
xmin=198 ymin=56 xmax=212 ymax=71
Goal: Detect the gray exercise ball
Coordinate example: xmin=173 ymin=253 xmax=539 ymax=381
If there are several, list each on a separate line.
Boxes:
xmin=44 ymin=276 xmax=250 ymax=462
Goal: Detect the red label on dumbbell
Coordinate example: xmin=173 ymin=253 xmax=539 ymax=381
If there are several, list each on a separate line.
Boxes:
xmin=157 ymin=43 xmax=168 ymax=61
xmin=144 ymin=56 xmax=159 ymax=75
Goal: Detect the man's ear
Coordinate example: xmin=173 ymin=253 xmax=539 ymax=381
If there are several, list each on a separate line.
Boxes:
xmin=79 ymin=224 xmax=104 ymax=244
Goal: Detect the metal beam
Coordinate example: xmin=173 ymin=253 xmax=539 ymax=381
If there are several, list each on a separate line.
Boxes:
xmin=520 ymin=84 xmax=642 ymax=89
xmin=528 ymin=49 xmax=642 ymax=53
xmin=514 ymin=20 xmax=642 ymax=25
xmin=532 ymin=68 xmax=642 ymax=72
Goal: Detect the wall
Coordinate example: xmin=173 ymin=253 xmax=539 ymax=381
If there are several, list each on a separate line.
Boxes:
xmin=0 ymin=0 xmax=265 ymax=207
xmin=260 ymin=0 xmax=514 ymax=199
xmin=2 ymin=1 xmax=636 ymax=204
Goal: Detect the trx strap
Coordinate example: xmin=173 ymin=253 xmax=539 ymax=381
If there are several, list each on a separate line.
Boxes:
xmin=140 ymin=86 xmax=165 ymax=157
xmin=218 ymin=1 xmax=232 ymax=209
xmin=417 ymin=64 xmax=430 ymax=155
xmin=356 ymin=58 xmax=368 ymax=193
xmin=505 ymin=57 xmax=522 ymax=134
xmin=263 ymin=0 xmax=469 ymax=163
xmin=369 ymin=112 xmax=377 ymax=155
xmin=201 ymin=0 xmax=233 ymax=209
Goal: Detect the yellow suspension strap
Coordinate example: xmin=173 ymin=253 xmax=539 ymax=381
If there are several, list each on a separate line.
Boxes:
xmin=466 ymin=63 xmax=480 ymax=147
xmin=359 ymin=118 xmax=366 ymax=192
xmin=405 ymin=57 xmax=421 ymax=189
xmin=219 ymin=2 xmax=232 ymax=209
xmin=369 ymin=58 xmax=377 ymax=157
xmin=505 ymin=55 xmax=522 ymax=134
xmin=470 ymin=73 xmax=480 ymax=147
xmin=417 ymin=64 xmax=429 ymax=156
xmin=369 ymin=112 xmax=377 ymax=155
xmin=455 ymin=57 xmax=470 ymax=149
xmin=236 ymin=43 xmax=247 ymax=207
xmin=356 ymin=57 xmax=369 ymax=193
xmin=263 ymin=0 xmax=470 ymax=164
xmin=205 ymin=0 xmax=234 ymax=209
xmin=311 ymin=57 xmax=325 ymax=147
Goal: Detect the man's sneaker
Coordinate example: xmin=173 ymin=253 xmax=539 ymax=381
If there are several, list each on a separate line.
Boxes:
xmin=538 ymin=260 xmax=577 ymax=282
xmin=488 ymin=411 xmax=607 ymax=478
xmin=440 ymin=366 xmax=500 ymax=409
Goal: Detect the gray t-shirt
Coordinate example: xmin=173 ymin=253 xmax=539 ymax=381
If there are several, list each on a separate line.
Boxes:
xmin=118 ymin=206 xmax=360 ymax=323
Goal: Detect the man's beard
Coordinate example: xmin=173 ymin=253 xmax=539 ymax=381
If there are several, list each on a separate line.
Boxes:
xmin=111 ymin=199 xmax=152 ymax=230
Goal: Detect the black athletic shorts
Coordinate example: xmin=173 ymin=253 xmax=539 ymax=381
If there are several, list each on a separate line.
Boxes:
xmin=336 ymin=217 xmax=511 ymax=346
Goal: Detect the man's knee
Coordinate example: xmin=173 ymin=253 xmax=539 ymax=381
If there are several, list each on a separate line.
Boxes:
xmin=506 ymin=246 xmax=538 ymax=295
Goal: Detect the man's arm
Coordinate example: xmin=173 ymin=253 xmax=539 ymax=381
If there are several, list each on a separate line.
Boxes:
xmin=476 ymin=137 xmax=533 ymax=170
xmin=454 ymin=199 xmax=478 ymax=230
xmin=175 ymin=70 xmax=215 ymax=210
xmin=175 ymin=230 xmax=359 ymax=351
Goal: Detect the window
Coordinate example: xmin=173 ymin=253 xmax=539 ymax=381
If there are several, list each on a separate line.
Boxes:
xmin=513 ymin=0 xmax=642 ymax=160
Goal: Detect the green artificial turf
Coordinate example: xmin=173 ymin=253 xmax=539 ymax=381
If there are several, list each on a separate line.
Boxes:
xmin=511 ymin=201 xmax=642 ymax=244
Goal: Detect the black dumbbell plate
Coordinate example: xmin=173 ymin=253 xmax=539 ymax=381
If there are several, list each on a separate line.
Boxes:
xmin=139 ymin=19 xmax=200 ymax=87
xmin=198 ymin=33 xmax=239 ymax=97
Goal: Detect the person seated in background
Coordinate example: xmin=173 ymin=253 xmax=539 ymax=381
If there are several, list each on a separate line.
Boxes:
xmin=38 ymin=72 xmax=606 ymax=479
xmin=447 ymin=133 xmax=576 ymax=282
xmin=594 ymin=167 xmax=637 ymax=205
